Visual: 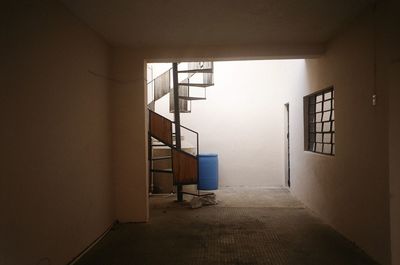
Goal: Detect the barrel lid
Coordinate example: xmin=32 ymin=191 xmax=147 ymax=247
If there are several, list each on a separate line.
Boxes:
xmin=199 ymin=153 xmax=218 ymax=157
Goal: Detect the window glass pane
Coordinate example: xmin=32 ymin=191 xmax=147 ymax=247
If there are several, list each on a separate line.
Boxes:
xmin=323 ymin=133 xmax=331 ymax=143
xmin=332 ymin=133 xmax=335 ymax=143
xmin=332 ymin=145 xmax=336 ymax=155
xmin=316 ymin=123 xmax=322 ymax=132
xmin=316 ymin=103 xmax=322 ymax=112
xmin=332 ymin=121 xmax=335 ymax=131
xmin=316 ymin=143 xmax=323 ymax=152
xmin=322 ymin=111 xmax=331 ymax=121
xmin=323 ymin=144 xmax=332 ymax=154
xmin=323 ymin=122 xmax=331 ymax=132
xmin=323 ymin=100 xmax=331 ymax=111
xmin=331 ymin=111 xmax=335 ymax=120
xmin=316 ymin=133 xmax=322 ymax=142
xmin=325 ymin=91 xmax=332 ymax=100
xmin=316 ymin=113 xmax=322 ymax=122
xmin=316 ymin=95 xmax=323 ymax=102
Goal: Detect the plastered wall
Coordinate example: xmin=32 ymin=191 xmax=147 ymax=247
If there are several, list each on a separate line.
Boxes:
xmin=389 ymin=63 xmax=400 ymax=265
xmin=2 ymin=0 xmax=398 ymax=264
xmin=0 ymin=1 xmax=113 ymax=264
xmin=385 ymin=2 xmax=400 ymax=264
xmin=110 ymin=51 xmax=149 ymax=222
xmin=289 ymin=3 xmax=400 ymax=264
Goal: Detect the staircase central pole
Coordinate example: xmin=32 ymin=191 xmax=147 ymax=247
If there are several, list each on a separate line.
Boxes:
xmin=172 ymin=62 xmax=183 ymax=202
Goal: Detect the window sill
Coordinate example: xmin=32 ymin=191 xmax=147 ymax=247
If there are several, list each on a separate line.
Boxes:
xmin=304 ymin=151 xmax=335 ymax=157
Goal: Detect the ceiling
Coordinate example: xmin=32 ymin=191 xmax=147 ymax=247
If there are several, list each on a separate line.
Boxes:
xmin=61 ymin=0 xmax=375 ymax=48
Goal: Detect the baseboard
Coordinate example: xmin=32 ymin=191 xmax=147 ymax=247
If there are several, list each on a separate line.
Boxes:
xmin=67 ymin=220 xmax=117 ymax=265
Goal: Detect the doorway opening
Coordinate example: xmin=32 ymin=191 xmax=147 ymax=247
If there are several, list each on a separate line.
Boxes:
xmin=146 ymin=59 xmax=304 ymax=212
xmin=284 ymin=103 xmax=291 ymax=187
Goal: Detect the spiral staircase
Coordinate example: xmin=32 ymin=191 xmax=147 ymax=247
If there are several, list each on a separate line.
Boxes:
xmin=147 ymin=62 xmax=214 ymax=201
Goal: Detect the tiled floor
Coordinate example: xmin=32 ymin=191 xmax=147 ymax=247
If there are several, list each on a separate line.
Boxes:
xmin=75 ymin=188 xmax=379 ymax=265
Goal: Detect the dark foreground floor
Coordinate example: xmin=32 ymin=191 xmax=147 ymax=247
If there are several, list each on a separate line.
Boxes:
xmin=75 ymin=188 xmax=379 ymax=265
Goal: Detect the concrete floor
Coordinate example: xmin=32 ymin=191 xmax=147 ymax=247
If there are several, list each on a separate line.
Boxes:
xmin=75 ymin=187 xmax=379 ymax=265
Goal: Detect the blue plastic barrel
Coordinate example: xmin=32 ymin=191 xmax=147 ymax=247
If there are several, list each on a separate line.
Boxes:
xmin=198 ymin=154 xmax=218 ymax=190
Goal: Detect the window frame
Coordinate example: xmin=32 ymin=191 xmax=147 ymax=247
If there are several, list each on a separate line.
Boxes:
xmin=304 ymin=86 xmax=335 ymax=156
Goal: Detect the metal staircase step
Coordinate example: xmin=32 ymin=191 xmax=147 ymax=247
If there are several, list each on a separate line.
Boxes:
xmin=151 ymin=156 xmax=172 ymax=161
xmin=177 ymin=69 xmax=213 ymax=74
xmin=178 ymin=83 xmax=214 ymax=87
xmin=151 ymin=168 xmax=173 ymax=173
xmin=151 ymin=141 xmax=181 ymax=146
xmin=178 ymin=96 xmax=206 ymax=101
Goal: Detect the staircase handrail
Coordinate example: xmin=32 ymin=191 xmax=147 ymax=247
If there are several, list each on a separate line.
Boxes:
xmin=147 ymin=67 xmax=172 ymax=85
xmin=147 ymin=61 xmax=213 ymax=85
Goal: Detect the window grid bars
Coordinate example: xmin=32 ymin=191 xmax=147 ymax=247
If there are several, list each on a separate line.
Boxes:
xmin=307 ymin=87 xmax=335 ymax=155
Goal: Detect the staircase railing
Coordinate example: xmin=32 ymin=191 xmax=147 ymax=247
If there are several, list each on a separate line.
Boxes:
xmin=148 ymin=109 xmax=173 ymax=146
xmin=147 ymin=62 xmax=214 ymax=113
xmin=148 ymin=109 xmax=199 ymax=155
xmin=148 ymin=109 xmax=199 ymax=185
xmin=147 ymin=67 xmax=172 ymax=111
xmin=172 ymin=149 xmax=198 ymax=185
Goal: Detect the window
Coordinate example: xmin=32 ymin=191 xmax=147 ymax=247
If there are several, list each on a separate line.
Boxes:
xmin=304 ymin=87 xmax=335 ymax=155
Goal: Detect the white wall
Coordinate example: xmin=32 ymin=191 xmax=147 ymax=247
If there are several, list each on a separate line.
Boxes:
xmin=288 ymin=7 xmax=395 ymax=264
xmin=152 ymin=60 xmax=306 ymax=187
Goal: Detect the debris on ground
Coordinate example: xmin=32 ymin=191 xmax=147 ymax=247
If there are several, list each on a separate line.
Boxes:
xmin=190 ymin=194 xmax=217 ymax=209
